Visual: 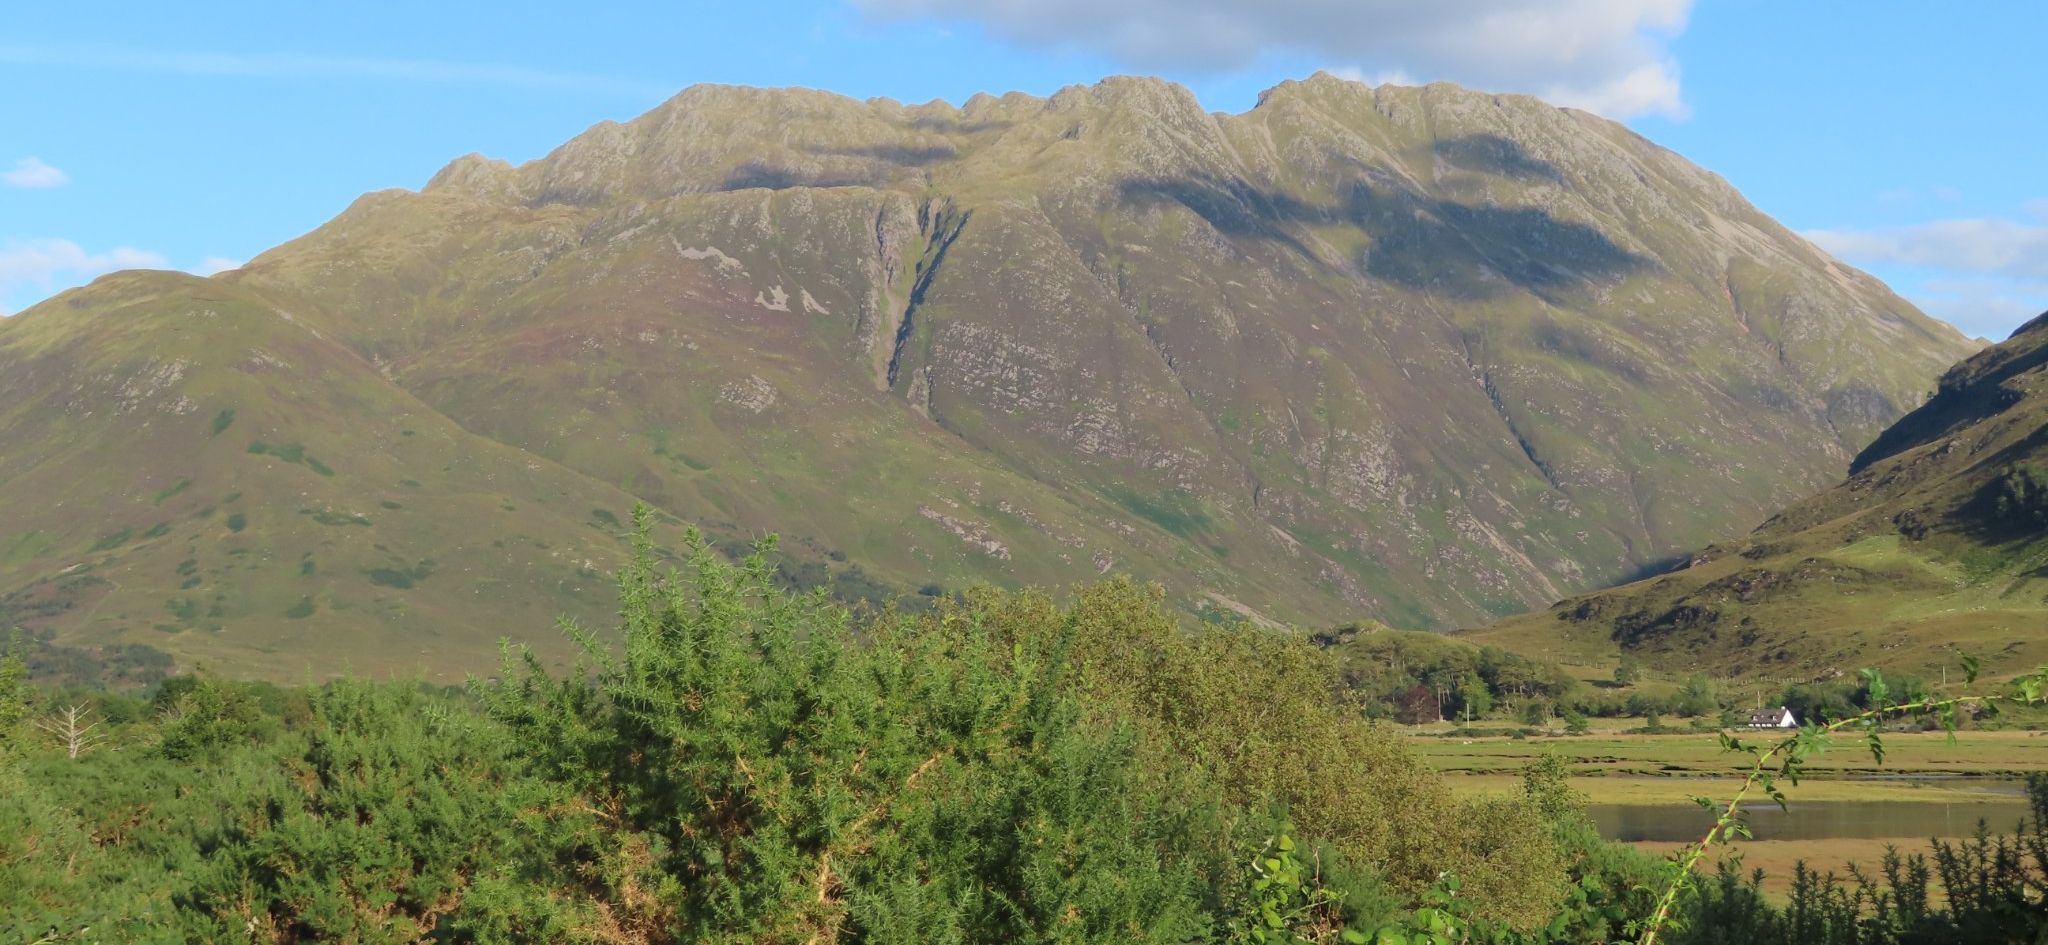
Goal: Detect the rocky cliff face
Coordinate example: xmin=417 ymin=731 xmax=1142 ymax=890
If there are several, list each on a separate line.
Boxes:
xmin=0 ymin=75 xmax=1977 ymax=677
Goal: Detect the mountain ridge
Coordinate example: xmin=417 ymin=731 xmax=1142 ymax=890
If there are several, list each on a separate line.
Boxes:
xmin=0 ymin=74 xmax=1979 ymax=679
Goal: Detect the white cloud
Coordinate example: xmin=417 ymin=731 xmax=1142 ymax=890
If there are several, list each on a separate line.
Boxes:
xmin=1804 ymin=216 xmax=2048 ymax=282
xmin=0 ymin=44 xmax=671 ymax=98
xmin=2 ymin=157 xmax=68 ymax=188
xmin=0 ymin=238 xmax=168 ymax=314
xmin=852 ymin=0 xmax=1693 ymax=118
xmin=1906 ymin=277 xmax=2048 ymax=341
xmin=1328 ymin=66 xmax=1416 ymax=88
xmin=1804 ymin=204 xmax=2048 ymax=339
xmin=195 ymin=256 xmax=243 ymax=276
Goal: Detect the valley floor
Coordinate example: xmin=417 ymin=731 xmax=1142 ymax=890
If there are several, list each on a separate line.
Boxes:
xmin=1403 ymin=724 xmax=2048 ymax=778
xmin=1410 ymin=724 xmax=2048 ymax=901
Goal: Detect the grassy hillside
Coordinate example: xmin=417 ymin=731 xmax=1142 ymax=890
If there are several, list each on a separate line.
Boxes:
xmin=1468 ymin=311 xmax=2048 ymax=684
xmin=0 ymin=272 xmax=652 ymax=680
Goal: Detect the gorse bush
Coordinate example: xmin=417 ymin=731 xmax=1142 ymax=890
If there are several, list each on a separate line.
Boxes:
xmin=0 ymin=512 xmax=1572 ymax=943
xmin=963 ymin=581 xmax=1569 ymax=926
xmin=477 ymin=521 xmax=1229 ymax=943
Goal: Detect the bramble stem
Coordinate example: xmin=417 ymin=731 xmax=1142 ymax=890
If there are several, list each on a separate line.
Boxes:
xmin=1633 ymin=679 xmax=2034 ymax=945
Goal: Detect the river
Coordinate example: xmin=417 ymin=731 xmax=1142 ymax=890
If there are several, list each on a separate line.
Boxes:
xmin=1589 ymin=780 xmax=2035 ymax=842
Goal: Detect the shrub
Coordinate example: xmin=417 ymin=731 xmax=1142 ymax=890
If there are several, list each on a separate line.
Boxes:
xmin=475 ymin=517 xmax=1232 ymax=942
xmin=1994 ymin=464 xmax=2048 ymax=525
xmin=155 ymin=677 xmax=272 ymax=762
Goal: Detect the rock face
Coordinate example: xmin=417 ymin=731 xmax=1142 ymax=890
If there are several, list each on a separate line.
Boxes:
xmin=1470 ymin=312 xmax=2048 ymax=682
xmin=0 ymin=75 xmax=1977 ymax=678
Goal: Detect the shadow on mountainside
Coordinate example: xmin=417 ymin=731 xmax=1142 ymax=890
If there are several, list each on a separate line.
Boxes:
xmin=720 ymin=141 xmax=965 ymax=190
xmin=719 ymin=161 xmax=891 ymax=192
xmin=906 ymin=115 xmax=1012 ymax=135
xmin=1115 ymin=169 xmax=1648 ymax=301
xmin=801 ymin=142 xmax=960 ymax=166
xmin=1852 ymin=316 xmax=2048 ymax=473
xmin=1431 ymin=134 xmax=1566 ymax=185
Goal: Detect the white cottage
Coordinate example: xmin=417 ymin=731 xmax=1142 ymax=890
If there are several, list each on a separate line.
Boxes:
xmin=1746 ymin=706 xmax=1798 ymax=729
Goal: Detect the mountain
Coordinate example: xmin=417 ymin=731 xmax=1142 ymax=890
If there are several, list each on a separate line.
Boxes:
xmin=0 ymin=74 xmax=1977 ymax=680
xmin=1467 ymin=311 xmax=2048 ymax=682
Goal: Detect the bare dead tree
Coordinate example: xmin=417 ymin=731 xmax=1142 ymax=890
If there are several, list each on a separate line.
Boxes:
xmin=34 ymin=703 xmax=107 ymax=759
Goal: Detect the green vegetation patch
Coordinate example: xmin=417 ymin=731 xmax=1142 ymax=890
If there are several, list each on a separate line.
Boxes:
xmin=153 ymin=478 xmax=192 ymax=504
xmin=248 ymin=440 xmax=333 ymax=475
xmin=284 ymin=596 xmax=316 ymax=619
xmin=2 ymin=530 xmax=53 ymax=564
xmin=247 ymin=440 xmax=303 ymax=463
xmin=88 ymin=528 xmax=134 ymax=552
xmin=224 ymin=512 xmax=247 ymax=533
xmin=368 ymin=560 xmax=434 ymax=590
xmin=164 ymin=597 xmax=199 ymax=622
xmin=367 ymin=569 xmax=414 ymax=589
xmin=1108 ymin=487 xmax=1213 ymax=537
xmin=211 ymin=408 xmax=235 ymax=435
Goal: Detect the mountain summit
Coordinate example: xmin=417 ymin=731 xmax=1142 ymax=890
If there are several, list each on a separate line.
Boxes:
xmin=0 ymin=75 xmax=1977 ymax=677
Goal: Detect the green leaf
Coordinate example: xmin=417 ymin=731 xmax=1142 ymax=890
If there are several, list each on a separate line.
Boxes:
xmin=1962 ymin=654 xmax=1981 ymax=684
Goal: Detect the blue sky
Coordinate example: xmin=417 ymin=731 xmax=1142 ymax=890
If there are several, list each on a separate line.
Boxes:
xmin=4 ymin=1 xmax=2043 ymax=338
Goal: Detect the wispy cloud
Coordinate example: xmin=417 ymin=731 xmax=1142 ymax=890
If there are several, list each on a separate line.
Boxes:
xmin=1805 ymin=204 xmax=2048 ymax=339
xmin=2 ymin=157 xmax=68 ymax=188
xmin=0 ymin=43 xmax=673 ymax=98
xmin=1906 ymin=276 xmax=2048 ymax=340
xmin=854 ymin=0 xmax=1693 ymax=118
xmin=0 ymin=238 xmax=167 ymax=315
xmin=195 ymin=256 xmax=243 ymax=276
xmin=1804 ymin=216 xmax=2048 ymax=282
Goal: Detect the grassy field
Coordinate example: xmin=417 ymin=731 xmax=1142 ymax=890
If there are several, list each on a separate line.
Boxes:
xmin=1416 ymin=724 xmax=2046 ymax=899
xmin=1633 ymin=838 xmax=1955 ymax=900
xmin=1442 ymin=773 xmax=2025 ymax=805
xmin=1405 ymin=725 xmax=2048 ymax=782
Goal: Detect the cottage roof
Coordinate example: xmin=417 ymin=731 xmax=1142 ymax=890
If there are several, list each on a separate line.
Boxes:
xmin=1747 ymin=706 xmax=1795 ymax=725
